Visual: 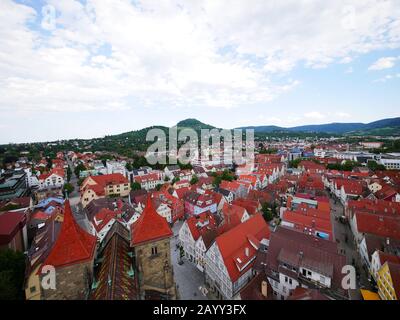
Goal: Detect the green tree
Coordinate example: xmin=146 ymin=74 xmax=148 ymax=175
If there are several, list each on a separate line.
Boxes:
xmin=131 ymin=181 xmax=141 ymax=190
xmin=46 ymin=158 xmax=53 ymax=169
xmin=77 ymin=177 xmax=85 ymax=186
xmin=261 ymin=203 xmax=273 ymax=222
xmin=212 ymin=169 xmax=235 ymax=187
xmin=0 ymin=249 xmax=26 ymax=300
xmin=126 ymin=162 xmax=133 ymax=171
xmin=172 ymin=177 xmax=180 ymax=184
xmin=342 ymin=160 xmax=358 ymax=171
xmin=367 ymin=160 xmax=386 ymax=171
xmin=288 ymin=158 xmax=302 ymax=168
xmin=178 ymin=161 xmax=193 ymax=170
xmin=66 ymin=166 xmax=72 ymax=182
xmin=63 ymin=183 xmax=74 ymax=197
xmin=190 ymin=175 xmax=199 ymax=185
xmin=74 ymin=163 xmax=86 ymax=178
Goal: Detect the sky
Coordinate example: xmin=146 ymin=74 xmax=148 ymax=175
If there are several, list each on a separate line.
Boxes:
xmin=1 ymin=0 xmax=400 ymax=143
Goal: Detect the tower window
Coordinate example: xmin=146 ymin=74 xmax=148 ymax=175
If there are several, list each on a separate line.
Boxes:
xmin=151 ymin=246 xmax=158 ymax=256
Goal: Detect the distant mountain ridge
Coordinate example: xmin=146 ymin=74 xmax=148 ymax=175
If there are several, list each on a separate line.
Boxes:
xmin=236 ymin=117 xmax=400 ymax=134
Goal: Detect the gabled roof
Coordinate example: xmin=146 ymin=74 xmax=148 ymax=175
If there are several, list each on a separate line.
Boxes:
xmin=266 ymin=226 xmax=346 ymax=293
xmin=41 ymin=200 xmax=97 ymax=269
xmin=89 ymin=173 xmax=129 ymax=186
xmin=288 ymin=287 xmax=330 ymax=300
xmin=216 ymin=214 xmax=270 ymax=282
xmin=232 ymin=198 xmax=260 ymax=215
xmin=222 ymin=203 xmax=247 ymax=223
xmin=386 ymin=261 xmax=400 ymax=299
xmin=282 ymin=210 xmax=333 ymax=240
xmin=355 ymin=212 xmax=400 ymax=240
xmin=130 ymin=196 xmax=172 ymax=246
xmin=186 ymin=211 xmax=217 ymax=241
xmin=375 ymin=184 xmax=398 ymax=200
xmin=91 ymin=226 xmax=137 ymax=300
xmin=0 ymin=211 xmax=27 ymax=244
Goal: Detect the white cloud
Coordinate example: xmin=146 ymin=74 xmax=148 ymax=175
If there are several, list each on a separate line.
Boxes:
xmin=335 ymin=112 xmax=351 ymax=118
xmin=1 ymin=0 xmax=400 ymax=114
xmin=340 ymin=56 xmax=353 ymax=64
xmin=374 ymin=73 xmax=400 ymax=83
xmin=368 ymin=57 xmax=399 ymax=71
xmin=304 ymin=111 xmax=326 ymax=120
xmin=345 ymin=67 xmax=354 ymax=74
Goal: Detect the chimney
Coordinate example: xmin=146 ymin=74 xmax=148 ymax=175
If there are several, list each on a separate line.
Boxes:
xmin=261 ymin=281 xmax=268 ymax=298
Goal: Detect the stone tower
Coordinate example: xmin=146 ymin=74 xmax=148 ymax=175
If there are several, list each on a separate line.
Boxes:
xmin=40 ymin=200 xmax=97 ymax=300
xmin=131 ymin=196 xmax=176 ymax=300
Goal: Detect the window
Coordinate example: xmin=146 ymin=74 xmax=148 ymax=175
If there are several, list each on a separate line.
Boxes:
xmin=151 ymin=246 xmax=158 ymax=256
xmin=30 ymin=286 xmax=36 ymax=293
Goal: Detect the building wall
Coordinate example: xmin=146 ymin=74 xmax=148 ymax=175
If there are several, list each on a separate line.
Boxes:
xmin=25 ymin=265 xmax=42 ymax=300
xmin=178 ymin=222 xmax=199 ymax=265
xmin=39 ymin=174 xmax=64 ymax=189
xmin=370 ymin=251 xmax=381 ymax=281
xmin=205 ymin=242 xmax=234 ymax=299
xmin=377 ymin=263 xmax=398 ymax=300
xmin=81 ymin=188 xmax=101 ymax=208
xmin=134 ymin=238 xmax=176 ymax=300
xmin=104 ymin=183 xmax=130 ymax=197
xmin=40 ymin=260 xmax=94 ymax=300
xmin=7 ymin=229 xmax=24 ymax=252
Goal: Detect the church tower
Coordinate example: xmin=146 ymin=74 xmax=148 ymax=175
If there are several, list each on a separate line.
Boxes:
xmin=131 ymin=196 xmax=176 ymax=300
xmin=40 ymin=200 xmax=97 ymax=300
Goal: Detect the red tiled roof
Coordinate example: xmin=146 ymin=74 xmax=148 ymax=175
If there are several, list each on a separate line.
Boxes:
xmin=387 ymin=262 xmax=400 ymax=299
xmin=355 ymin=212 xmax=400 ymax=240
xmin=238 ymin=175 xmax=258 ymax=187
xmin=220 ymin=180 xmax=242 ymax=192
xmin=32 ymin=210 xmax=50 ymax=221
xmin=335 ymin=178 xmax=364 ymax=195
xmin=0 ymin=211 xmax=26 ymax=244
xmin=39 ymin=168 xmax=65 ymax=180
xmin=378 ymin=251 xmax=400 ymax=265
xmin=292 ymin=204 xmax=331 ymax=220
xmin=91 ymin=173 xmax=128 ymax=185
xmin=216 ymin=214 xmax=270 ymax=282
xmin=299 ymin=160 xmax=326 ymax=172
xmin=347 ymin=199 xmax=400 ymax=216
xmin=130 ymin=196 xmax=173 ymax=246
xmin=41 ymin=200 xmax=97 ymax=269
xmin=375 ymin=184 xmax=398 ymax=200
xmin=92 ymin=208 xmax=119 ymax=233
xmin=288 ymin=287 xmax=329 ymax=300
xmin=186 ymin=212 xmax=217 ymax=241
xmin=222 ymin=203 xmax=247 ymax=223
xmin=232 ymin=198 xmax=260 ymax=215
xmin=175 ymin=187 xmax=190 ymax=199
xmin=133 ymin=173 xmax=161 ymax=184
xmin=246 ymin=190 xmax=273 ymax=204
xmin=282 ymin=210 xmax=333 ymax=240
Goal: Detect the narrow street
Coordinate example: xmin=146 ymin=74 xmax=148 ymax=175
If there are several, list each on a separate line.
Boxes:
xmin=329 ymin=194 xmax=370 ymax=300
xmin=170 ymin=221 xmax=209 ymax=300
xmin=65 ymin=154 xmax=90 ymax=231
xmin=65 ymin=155 xmax=80 ymax=205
